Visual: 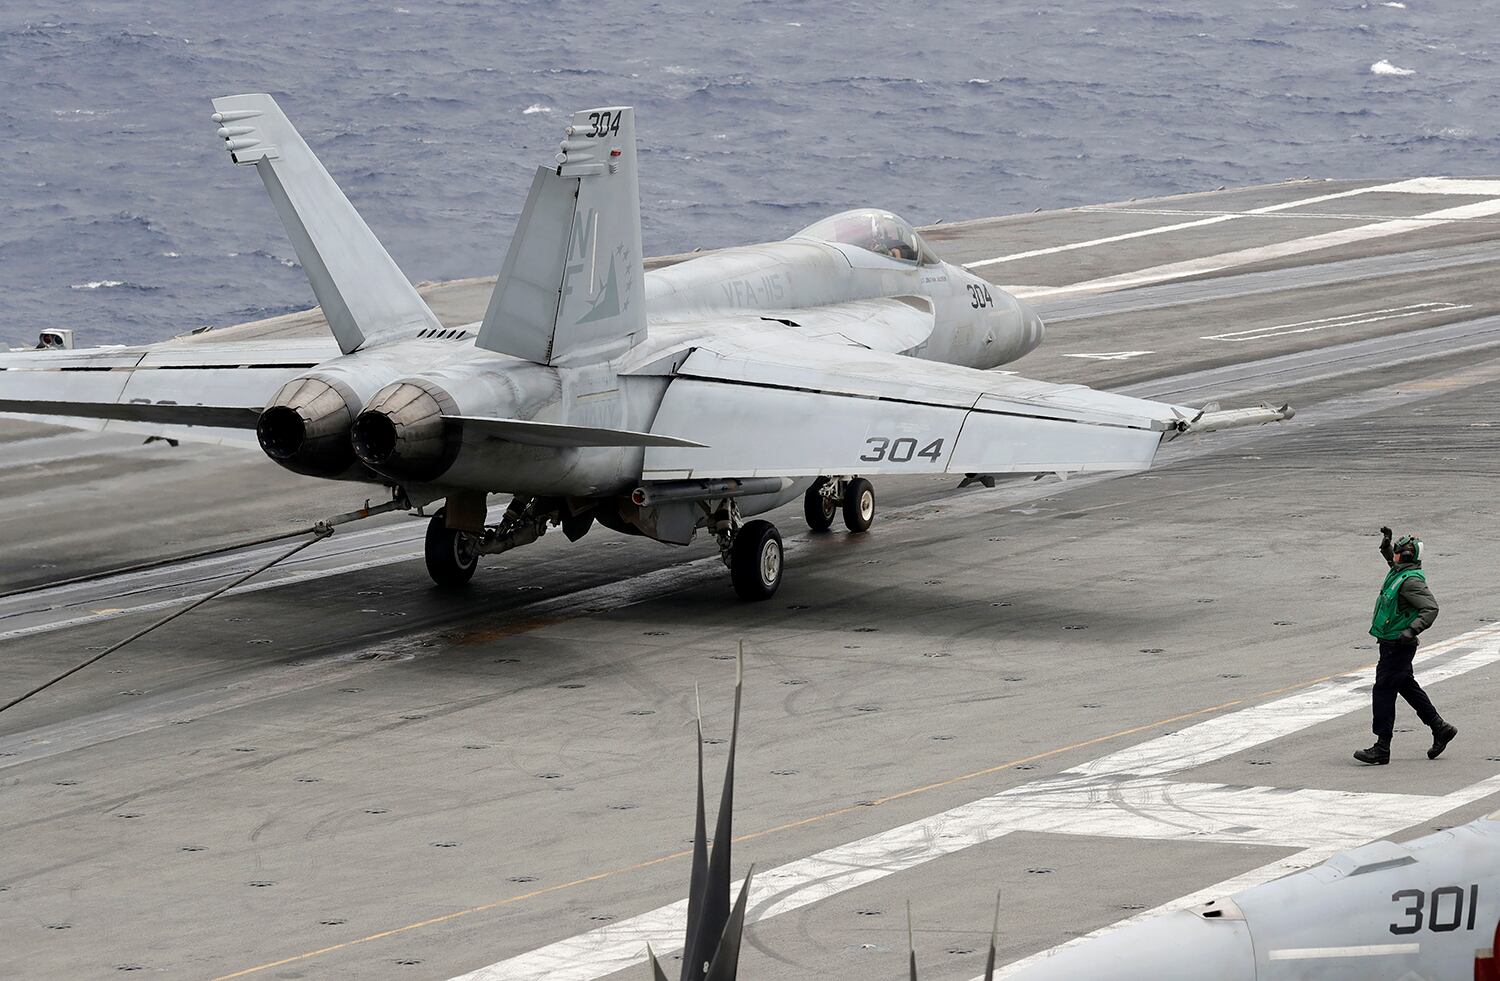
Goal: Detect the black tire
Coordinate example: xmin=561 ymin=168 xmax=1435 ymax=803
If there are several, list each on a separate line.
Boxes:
xmin=425 ymin=508 xmax=479 ymax=587
xmin=842 ymin=477 xmax=875 ymax=533
xmin=729 ymin=519 xmax=783 ymax=601
xmin=803 ymin=477 xmax=838 ymax=532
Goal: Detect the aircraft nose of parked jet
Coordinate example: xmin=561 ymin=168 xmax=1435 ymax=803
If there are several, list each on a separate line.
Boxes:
xmin=1018 ymin=298 xmax=1045 ymax=354
xmin=1005 ymin=908 xmax=1255 ymax=981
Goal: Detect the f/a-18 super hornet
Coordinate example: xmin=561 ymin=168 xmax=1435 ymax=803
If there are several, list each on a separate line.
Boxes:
xmin=1007 ymin=810 xmax=1500 ymax=981
xmin=0 ymin=96 xmax=1291 ymax=599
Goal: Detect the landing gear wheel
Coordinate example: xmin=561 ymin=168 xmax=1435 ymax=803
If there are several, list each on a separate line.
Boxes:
xmin=803 ymin=477 xmax=838 ymax=532
xmin=425 ymin=508 xmax=479 ymax=587
xmin=842 ymin=477 xmax=875 ymax=533
xmin=729 ymin=519 xmax=783 ymax=601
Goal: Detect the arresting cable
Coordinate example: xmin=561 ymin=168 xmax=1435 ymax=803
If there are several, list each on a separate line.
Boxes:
xmin=0 ymin=498 xmax=406 ymax=715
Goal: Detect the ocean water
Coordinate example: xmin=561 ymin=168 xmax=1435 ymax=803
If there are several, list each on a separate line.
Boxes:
xmin=1 ymin=0 xmax=1496 ymax=348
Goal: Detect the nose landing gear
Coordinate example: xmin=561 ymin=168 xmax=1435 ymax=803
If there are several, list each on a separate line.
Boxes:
xmin=804 ymin=476 xmax=840 ymax=532
xmin=803 ymin=477 xmax=876 ymax=534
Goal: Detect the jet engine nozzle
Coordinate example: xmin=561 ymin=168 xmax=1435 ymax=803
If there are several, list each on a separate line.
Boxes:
xmin=256 ymin=376 xmax=363 ymax=478
xmin=350 ymin=380 xmax=459 ymax=482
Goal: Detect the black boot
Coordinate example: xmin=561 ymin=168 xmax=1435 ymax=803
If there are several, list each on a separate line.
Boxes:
xmin=1354 ymin=741 xmax=1391 ymax=765
xmin=1427 ymin=722 xmax=1458 ymax=760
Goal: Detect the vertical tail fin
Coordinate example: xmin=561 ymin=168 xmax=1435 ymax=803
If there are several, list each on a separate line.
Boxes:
xmin=477 ymin=106 xmax=647 ymax=365
xmin=210 ymin=93 xmax=442 ymax=355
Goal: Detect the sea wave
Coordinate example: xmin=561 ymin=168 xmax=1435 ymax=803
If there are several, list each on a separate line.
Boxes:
xmin=69 ymin=280 xmax=159 ymax=291
xmin=1370 ymin=59 xmax=1415 ymax=76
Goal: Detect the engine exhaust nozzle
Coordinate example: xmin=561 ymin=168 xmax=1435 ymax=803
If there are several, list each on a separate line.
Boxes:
xmin=256 ymin=376 xmax=362 ymax=478
xmin=350 ymin=380 xmax=458 ymax=482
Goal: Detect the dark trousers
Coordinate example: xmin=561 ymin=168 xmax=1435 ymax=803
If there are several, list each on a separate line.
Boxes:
xmin=1372 ymin=637 xmax=1441 ymax=740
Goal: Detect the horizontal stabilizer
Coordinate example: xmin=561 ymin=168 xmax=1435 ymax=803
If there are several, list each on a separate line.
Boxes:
xmin=211 ymin=93 xmax=442 ymax=354
xmin=0 ymin=336 xmax=324 ymax=445
xmin=452 ymin=415 xmax=705 ymax=449
xmin=0 ymin=399 xmax=260 ymax=429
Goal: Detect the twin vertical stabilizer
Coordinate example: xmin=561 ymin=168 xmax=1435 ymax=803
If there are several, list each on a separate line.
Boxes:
xmin=211 ymin=93 xmax=443 ymax=355
xmin=476 ymin=107 xmax=647 ymax=365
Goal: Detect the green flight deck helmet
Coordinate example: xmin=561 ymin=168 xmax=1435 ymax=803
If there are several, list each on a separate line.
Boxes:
xmin=1393 ymin=534 xmax=1423 ymax=563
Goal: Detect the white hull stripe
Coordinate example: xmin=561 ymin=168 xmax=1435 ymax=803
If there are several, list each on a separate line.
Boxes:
xmin=1268 ymin=943 xmax=1422 ymax=960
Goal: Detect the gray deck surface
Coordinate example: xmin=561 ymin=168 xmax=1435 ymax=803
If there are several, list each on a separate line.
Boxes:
xmin=3 ymin=177 xmax=1499 ymax=980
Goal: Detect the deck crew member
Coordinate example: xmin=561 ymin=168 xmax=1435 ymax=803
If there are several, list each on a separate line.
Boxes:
xmin=1355 ymin=527 xmax=1458 ymax=765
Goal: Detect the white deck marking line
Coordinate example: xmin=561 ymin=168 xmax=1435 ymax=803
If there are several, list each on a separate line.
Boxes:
xmin=1268 ymin=944 xmax=1422 ymax=960
xmin=1060 ymin=351 xmax=1154 ymax=361
xmin=1071 ymin=631 xmax=1499 ymax=778
xmin=448 ymin=624 xmax=1500 ymax=981
xmin=1010 ymin=195 xmax=1500 ymax=300
xmin=1078 ymin=207 xmax=1500 ymax=223
xmin=1084 ymin=178 xmax=1500 ymax=214
xmin=965 ymin=182 xmax=1395 ymax=268
xmin=1203 ymin=302 xmax=1471 ymax=342
xmin=1384 ymin=177 xmax=1500 ymax=196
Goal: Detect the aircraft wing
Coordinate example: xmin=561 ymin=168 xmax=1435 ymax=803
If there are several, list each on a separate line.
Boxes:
xmin=0 ymin=336 xmax=337 ymax=446
xmin=638 ymin=332 xmax=1281 ymax=480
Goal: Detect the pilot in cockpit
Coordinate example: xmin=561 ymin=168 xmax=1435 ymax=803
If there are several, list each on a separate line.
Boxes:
xmin=871 ymin=217 xmax=917 ymax=261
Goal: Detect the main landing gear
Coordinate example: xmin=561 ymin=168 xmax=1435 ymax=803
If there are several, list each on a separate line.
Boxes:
xmin=710 ymin=499 xmax=785 ymax=601
xmin=721 ymin=475 xmax=876 ymax=600
xmin=425 ymin=507 xmax=481 ymax=586
xmin=424 ymin=496 xmax=568 ymax=588
xmin=423 ymin=478 xmax=878 ymax=600
xmin=803 ymin=476 xmax=876 ymax=533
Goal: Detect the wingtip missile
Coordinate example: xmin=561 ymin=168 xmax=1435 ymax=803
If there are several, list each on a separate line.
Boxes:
xmin=1166 ymin=401 xmax=1295 ymax=440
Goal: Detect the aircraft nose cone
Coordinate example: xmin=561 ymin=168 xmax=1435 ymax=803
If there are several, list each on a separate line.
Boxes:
xmin=1019 ymin=299 xmax=1045 ymax=352
xmin=1004 ymin=909 xmax=1255 ymax=981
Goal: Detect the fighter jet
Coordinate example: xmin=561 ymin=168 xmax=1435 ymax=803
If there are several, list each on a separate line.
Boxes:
xmin=1004 ymin=809 xmax=1500 ymax=980
xmin=0 ymin=96 xmax=1291 ymax=599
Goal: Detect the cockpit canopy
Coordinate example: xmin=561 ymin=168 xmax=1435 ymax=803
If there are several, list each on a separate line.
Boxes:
xmin=794 ymin=209 xmax=941 ymax=265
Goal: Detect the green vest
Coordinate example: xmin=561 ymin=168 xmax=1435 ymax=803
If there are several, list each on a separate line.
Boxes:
xmin=1370 ymin=567 xmax=1425 ymax=639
